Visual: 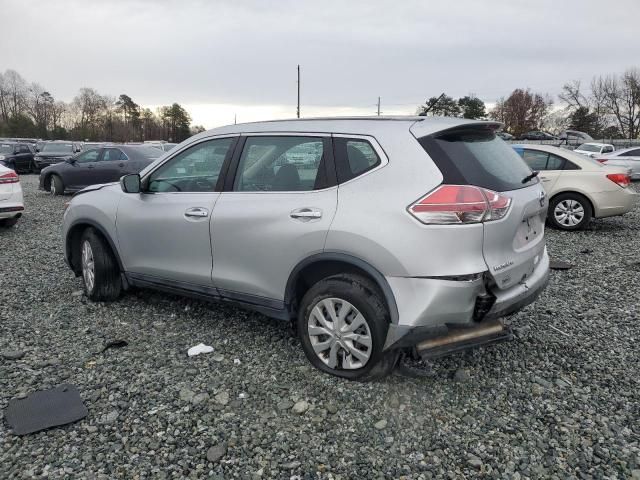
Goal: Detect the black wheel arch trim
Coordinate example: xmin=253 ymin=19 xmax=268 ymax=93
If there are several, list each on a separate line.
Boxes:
xmin=66 ymin=219 xmax=124 ymax=273
xmin=284 ymin=252 xmax=399 ymax=324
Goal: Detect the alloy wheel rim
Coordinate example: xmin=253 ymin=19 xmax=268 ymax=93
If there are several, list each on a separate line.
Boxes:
xmin=307 ymin=298 xmax=372 ymax=370
xmin=50 ymin=179 xmax=56 ymax=195
xmin=554 ymin=199 xmax=584 ymax=227
xmin=81 ymin=240 xmax=95 ymax=292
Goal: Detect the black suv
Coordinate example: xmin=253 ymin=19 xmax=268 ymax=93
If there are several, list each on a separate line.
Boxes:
xmin=0 ymin=142 xmax=36 ymax=173
xmin=33 ymin=142 xmax=79 ymax=172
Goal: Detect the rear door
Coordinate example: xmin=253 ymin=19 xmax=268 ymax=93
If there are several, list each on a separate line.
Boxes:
xmin=211 ymin=134 xmax=337 ymax=303
xmin=94 ymin=147 xmax=127 ymax=184
xmin=418 ymin=127 xmax=547 ymax=291
xmin=519 ymin=148 xmax=561 ymax=193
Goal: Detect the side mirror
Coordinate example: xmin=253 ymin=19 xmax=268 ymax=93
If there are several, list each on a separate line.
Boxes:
xmin=120 ymin=173 xmax=141 ymax=193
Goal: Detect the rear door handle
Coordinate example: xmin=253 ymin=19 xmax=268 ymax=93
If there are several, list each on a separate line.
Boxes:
xmin=290 ymin=208 xmax=322 ymax=220
xmin=184 ymin=207 xmax=209 ymax=218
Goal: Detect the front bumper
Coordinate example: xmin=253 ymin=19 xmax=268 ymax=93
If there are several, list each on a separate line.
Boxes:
xmin=383 ymin=248 xmax=550 ymax=350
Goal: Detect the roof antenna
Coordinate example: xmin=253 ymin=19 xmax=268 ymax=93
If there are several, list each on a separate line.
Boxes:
xmin=421 ymin=93 xmax=445 ymax=115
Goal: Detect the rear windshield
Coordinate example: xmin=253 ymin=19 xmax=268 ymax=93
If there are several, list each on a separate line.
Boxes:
xmin=418 ymin=128 xmax=538 ymax=191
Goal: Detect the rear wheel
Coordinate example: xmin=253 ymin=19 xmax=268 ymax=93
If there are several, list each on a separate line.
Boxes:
xmin=80 ymin=228 xmax=122 ymax=301
xmin=0 ymin=217 xmax=19 ymax=228
xmin=297 ymin=274 xmax=398 ymax=381
xmin=548 ymin=193 xmax=592 ymax=230
xmin=50 ymin=174 xmax=64 ymax=195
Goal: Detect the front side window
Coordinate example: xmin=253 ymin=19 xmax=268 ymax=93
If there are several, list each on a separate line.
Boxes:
xmin=75 ymin=149 xmax=101 ymax=164
xmin=234 ymin=136 xmax=325 ymax=192
xmin=20 ymin=145 xmax=30 ymax=154
xmin=148 ymin=137 xmax=233 ymax=193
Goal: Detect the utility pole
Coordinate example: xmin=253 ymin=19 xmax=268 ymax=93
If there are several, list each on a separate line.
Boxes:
xmin=234 ymin=113 xmax=237 ymax=125
xmin=376 ymin=96 xmax=381 ymax=116
xmin=296 ymin=65 xmax=301 ymax=118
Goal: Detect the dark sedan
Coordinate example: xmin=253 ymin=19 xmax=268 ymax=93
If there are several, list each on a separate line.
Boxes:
xmin=39 ymin=145 xmax=162 ymax=195
xmin=34 ymin=142 xmax=79 ymax=172
xmin=518 ymin=131 xmax=558 ymax=141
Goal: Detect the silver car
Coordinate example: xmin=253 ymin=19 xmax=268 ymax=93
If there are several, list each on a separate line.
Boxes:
xmin=62 ymin=117 xmax=550 ymax=379
xmin=599 ymin=146 xmax=640 ymax=180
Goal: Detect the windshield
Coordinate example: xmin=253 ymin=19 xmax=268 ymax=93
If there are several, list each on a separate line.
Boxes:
xmin=576 ymin=143 xmax=600 ymax=152
xmin=419 ymin=128 xmax=538 ymax=191
xmin=0 ymin=144 xmax=14 ymax=154
xmin=41 ymin=143 xmax=74 ymax=154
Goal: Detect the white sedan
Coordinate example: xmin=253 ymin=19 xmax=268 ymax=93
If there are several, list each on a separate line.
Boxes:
xmin=0 ymin=164 xmax=24 ymax=227
xmin=513 ymin=144 xmax=637 ymax=230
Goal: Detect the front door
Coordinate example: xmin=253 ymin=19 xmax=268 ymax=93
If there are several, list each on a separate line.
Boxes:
xmin=116 ymin=137 xmax=236 ymax=286
xmin=66 ymin=148 xmax=102 ymax=189
xmin=211 ymin=134 xmax=338 ymax=304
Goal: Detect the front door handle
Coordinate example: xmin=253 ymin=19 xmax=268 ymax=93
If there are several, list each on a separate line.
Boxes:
xmin=290 ymin=208 xmax=322 ymax=220
xmin=184 ymin=207 xmax=209 ymax=218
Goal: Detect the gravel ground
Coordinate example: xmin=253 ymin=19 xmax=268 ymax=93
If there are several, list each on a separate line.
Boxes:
xmin=1 ymin=176 xmax=639 ymax=479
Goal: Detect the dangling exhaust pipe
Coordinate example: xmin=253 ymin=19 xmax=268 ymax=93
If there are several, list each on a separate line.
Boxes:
xmin=416 ymin=319 xmax=512 ymax=359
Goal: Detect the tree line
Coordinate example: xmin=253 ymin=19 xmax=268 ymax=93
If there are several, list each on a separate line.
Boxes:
xmin=0 ymin=69 xmax=206 ymax=142
xmin=417 ymin=67 xmax=640 ymax=139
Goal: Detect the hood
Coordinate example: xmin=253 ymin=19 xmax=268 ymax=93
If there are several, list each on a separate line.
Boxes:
xmin=73 ymin=182 xmax=118 ymax=197
xmin=36 ymin=152 xmax=73 ymax=158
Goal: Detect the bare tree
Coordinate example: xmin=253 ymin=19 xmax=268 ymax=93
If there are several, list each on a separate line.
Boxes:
xmin=490 ymin=89 xmax=551 ymax=136
xmin=598 ymin=69 xmax=640 ymax=139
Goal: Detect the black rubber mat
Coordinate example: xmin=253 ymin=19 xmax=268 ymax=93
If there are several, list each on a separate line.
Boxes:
xmin=4 ymin=384 xmax=88 ymax=435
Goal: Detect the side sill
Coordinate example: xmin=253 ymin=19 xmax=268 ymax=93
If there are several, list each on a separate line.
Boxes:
xmin=126 ymin=273 xmax=290 ymax=321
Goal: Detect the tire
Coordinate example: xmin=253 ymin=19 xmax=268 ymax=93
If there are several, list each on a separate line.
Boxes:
xmin=297 ymin=274 xmax=398 ymax=381
xmin=0 ymin=217 xmax=19 ymax=228
xmin=79 ymin=228 xmax=122 ymax=301
xmin=548 ymin=193 xmax=592 ymax=231
xmin=50 ymin=174 xmax=64 ymax=196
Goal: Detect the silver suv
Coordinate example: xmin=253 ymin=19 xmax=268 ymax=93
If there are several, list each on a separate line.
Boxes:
xmin=62 ymin=117 xmax=550 ymax=379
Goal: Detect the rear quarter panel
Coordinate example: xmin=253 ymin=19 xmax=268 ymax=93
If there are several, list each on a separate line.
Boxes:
xmin=324 ymin=127 xmax=488 ymax=277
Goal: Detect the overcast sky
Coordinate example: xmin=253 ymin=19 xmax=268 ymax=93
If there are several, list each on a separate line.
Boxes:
xmin=2 ymin=0 xmax=639 ymax=128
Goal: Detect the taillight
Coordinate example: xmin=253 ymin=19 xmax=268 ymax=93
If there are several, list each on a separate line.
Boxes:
xmin=0 ymin=171 xmax=19 ymax=184
xmin=606 ymin=173 xmax=630 ymax=188
xmin=408 ymin=185 xmax=512 ymax=225
xmin=596 ymin=158 xmax=608 ymax=163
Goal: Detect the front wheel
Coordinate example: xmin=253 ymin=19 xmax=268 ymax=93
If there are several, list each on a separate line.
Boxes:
xmin=50 ymin=174 xmax=64 ymax=196
xmin=297 ymin=274 xmax=398 ymax=381
xmin=80 ymin=229 xmax=122 ymax=301
xmin=548 ymin=193 xmax=592 ymax=230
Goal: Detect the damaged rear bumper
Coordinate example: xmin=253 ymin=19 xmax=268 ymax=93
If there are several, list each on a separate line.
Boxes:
xmin=383 ymin=248 xmax=550 ymax=351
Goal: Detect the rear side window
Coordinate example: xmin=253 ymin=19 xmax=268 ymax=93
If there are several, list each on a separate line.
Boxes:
xmin=333 ymin=138 xmax=381 ymax=183
xmin=419 ymin=129 xmax=538 ymax=191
